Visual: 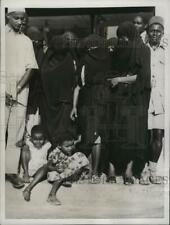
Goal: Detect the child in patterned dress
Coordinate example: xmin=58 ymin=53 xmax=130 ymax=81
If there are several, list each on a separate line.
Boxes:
xmin=23 ymin=132 xmax=89 ymax=205
xmin=20 ymin=125 xmax=51 ymax=183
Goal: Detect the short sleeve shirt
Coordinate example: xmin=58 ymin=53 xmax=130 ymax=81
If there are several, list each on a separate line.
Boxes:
xmin=147 ymin=43 xmax=165 ymax=114
xmin=5 ymin=25 xmax=38 ymax=97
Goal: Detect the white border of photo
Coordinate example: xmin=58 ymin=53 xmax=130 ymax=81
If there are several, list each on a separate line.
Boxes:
xmin=0 ymin=0 xmax=169 ymax=224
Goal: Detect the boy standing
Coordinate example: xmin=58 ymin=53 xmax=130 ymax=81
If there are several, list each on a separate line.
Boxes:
xmin=140 ymin=16 xmax=165 ymax=184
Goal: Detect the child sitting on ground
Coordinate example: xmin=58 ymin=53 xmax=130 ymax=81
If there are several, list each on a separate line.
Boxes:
xmin=21 ymin=125 xmax=51 ymax=183
xmin=22 ymin=131 xmax=89 ymax=205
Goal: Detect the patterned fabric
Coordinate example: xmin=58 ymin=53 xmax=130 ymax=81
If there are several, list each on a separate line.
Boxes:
xmin=47 ymin=148 xmax=89 ymax=182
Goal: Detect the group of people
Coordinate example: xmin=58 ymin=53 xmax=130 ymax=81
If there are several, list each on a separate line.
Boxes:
xmin=5 ymin=8 xmax=165 ymax=206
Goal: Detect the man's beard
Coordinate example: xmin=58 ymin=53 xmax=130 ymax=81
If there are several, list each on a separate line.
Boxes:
xmin=13 ymin=25 xmax=25 ymax=34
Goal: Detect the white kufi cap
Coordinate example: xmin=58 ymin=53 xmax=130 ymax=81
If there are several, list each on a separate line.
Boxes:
xmin=7 ymin=8 xmax=25 ymax=14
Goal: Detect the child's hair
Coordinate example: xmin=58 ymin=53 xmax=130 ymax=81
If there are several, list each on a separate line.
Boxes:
xmin=31 ymin=125 xmax=44 ymax=137
xmin=56 ymin=131 xmax=75 ymax=146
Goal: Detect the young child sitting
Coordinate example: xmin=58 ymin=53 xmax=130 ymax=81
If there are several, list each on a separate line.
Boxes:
xmin=21 ymin=125 xmax=51 ymax=183
xmin=22 ymin=131 xmax=89 ymax=205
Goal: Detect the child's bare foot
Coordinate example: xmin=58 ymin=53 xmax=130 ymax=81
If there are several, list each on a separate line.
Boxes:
xmin=47 ymin=195 xmax=61 ymax=206
xmin=23 ymin=188 xmax=31 ymax=201
xmin=23 ymin=174 xmax=30 ymax=183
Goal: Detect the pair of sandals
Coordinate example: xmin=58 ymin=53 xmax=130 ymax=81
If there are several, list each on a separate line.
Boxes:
xmin=107 ymin=176 xmax=117 ymax=184
xmin=91 ymin=175 xmax=134 ymax=185
xmin=123 ymin=176 xmax=135 ymax=185
xmin=91 ymin=175 xmax=117 ymax=184
xmin=139 ymin=175 xmax=163 ymax=185
xmin=108 ymin=173 xmax=134 ymax=185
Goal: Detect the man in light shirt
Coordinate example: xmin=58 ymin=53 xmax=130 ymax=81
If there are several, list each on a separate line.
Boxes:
xmin=140 ymin=16 xmax=165 ymax=185
xmin=133 ymin=14 xmax=168 ymax=48
xmin=5 ymin=8 xmax=38 ymax=188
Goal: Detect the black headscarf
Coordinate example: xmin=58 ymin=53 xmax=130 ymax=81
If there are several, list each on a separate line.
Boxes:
xmin=40 ymin=35 xmax=76 ymax=144
xmin=117 ymin=21 xmax=138 ymax=41
xmin=41 ymin=35 xmax=76 ymax=105
xmin=112 ymin=21 xmax=151 ymax=93
xmin=78 ymin=34 xmax=107 ymax=60
xmin=112 ymin=22 xmax=139 ymax=72
xmin=77 ymin=34 xmax=110 ymax=85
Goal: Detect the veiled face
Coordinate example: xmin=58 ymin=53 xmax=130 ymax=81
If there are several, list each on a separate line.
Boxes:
xmin=7 ymin=11 xmax=27 ymax=33
xmin=118 ymin=35 xmax=129 ymax=46
xmin=50 ymin=36 xmax=68 ymax=54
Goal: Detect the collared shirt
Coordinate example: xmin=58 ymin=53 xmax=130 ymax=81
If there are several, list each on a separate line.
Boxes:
xmin=142 ymin=31 xmax=168 ymax=49
xmin=5 ymin=24 xmax=38 ymax=98
xmin=147 ymin=43 xmax=165 ymax=115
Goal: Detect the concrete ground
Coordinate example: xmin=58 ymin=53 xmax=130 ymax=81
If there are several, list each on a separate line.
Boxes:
xmin=5 ymin=176 xmax=167 ymax=220
xmin=5 ymin=148 xmax=168 ymax=220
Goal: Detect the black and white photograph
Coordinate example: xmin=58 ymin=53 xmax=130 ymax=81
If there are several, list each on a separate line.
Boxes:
xmin=0 ymin=0 xmax=169 ymax=224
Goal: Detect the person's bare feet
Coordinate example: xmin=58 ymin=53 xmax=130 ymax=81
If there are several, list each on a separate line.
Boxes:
xmin=23 ymin=174 xmax=30 ymax=183
xmin=23 ymin=188 xmax=31 ymax=201
xmin=47 ymin=195 xmax=61 ymax=206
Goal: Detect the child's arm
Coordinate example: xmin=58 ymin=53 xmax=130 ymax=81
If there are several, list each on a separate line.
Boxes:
xmin=47 ymin=146 xmax=54 ymax=160
xmin=47 ymin=160 xmax=64 ymax=173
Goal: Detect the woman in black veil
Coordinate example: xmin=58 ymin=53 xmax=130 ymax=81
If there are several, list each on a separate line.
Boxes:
xmin=70 ymin=34 xmax=112 ymax=182
xmin=40 ymin=35 xmax=77 ymax=146
xmin=107 ymin=22 xmax=151 ymax=184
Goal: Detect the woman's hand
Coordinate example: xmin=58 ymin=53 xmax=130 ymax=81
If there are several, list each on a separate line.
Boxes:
xmin=70 ymin=107 xmax=77 ymax=121
xmin=107 ymin=77 xmax=121 ymax=88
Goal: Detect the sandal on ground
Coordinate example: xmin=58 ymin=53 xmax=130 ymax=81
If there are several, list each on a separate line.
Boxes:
xmin=90 ymin=175 xmax=100 ymax=184
xmin=123 ymin=176 xmax=134 ymax=185
xmin=107 ymin=176 xmax=117 ymax=184
xmin=139 ymin=176 xmax=150 ymax=185
xmin=149 ymin=176 xmax=163 ymax=184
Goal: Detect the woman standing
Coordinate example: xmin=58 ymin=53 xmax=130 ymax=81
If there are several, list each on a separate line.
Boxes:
xmin=70 ymin=34 xmax=112 ymax=182
xmin=40 ymin=35 xmax=76 ymax=146
xmin=107 ymin=22 xmax=151 ymax=184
